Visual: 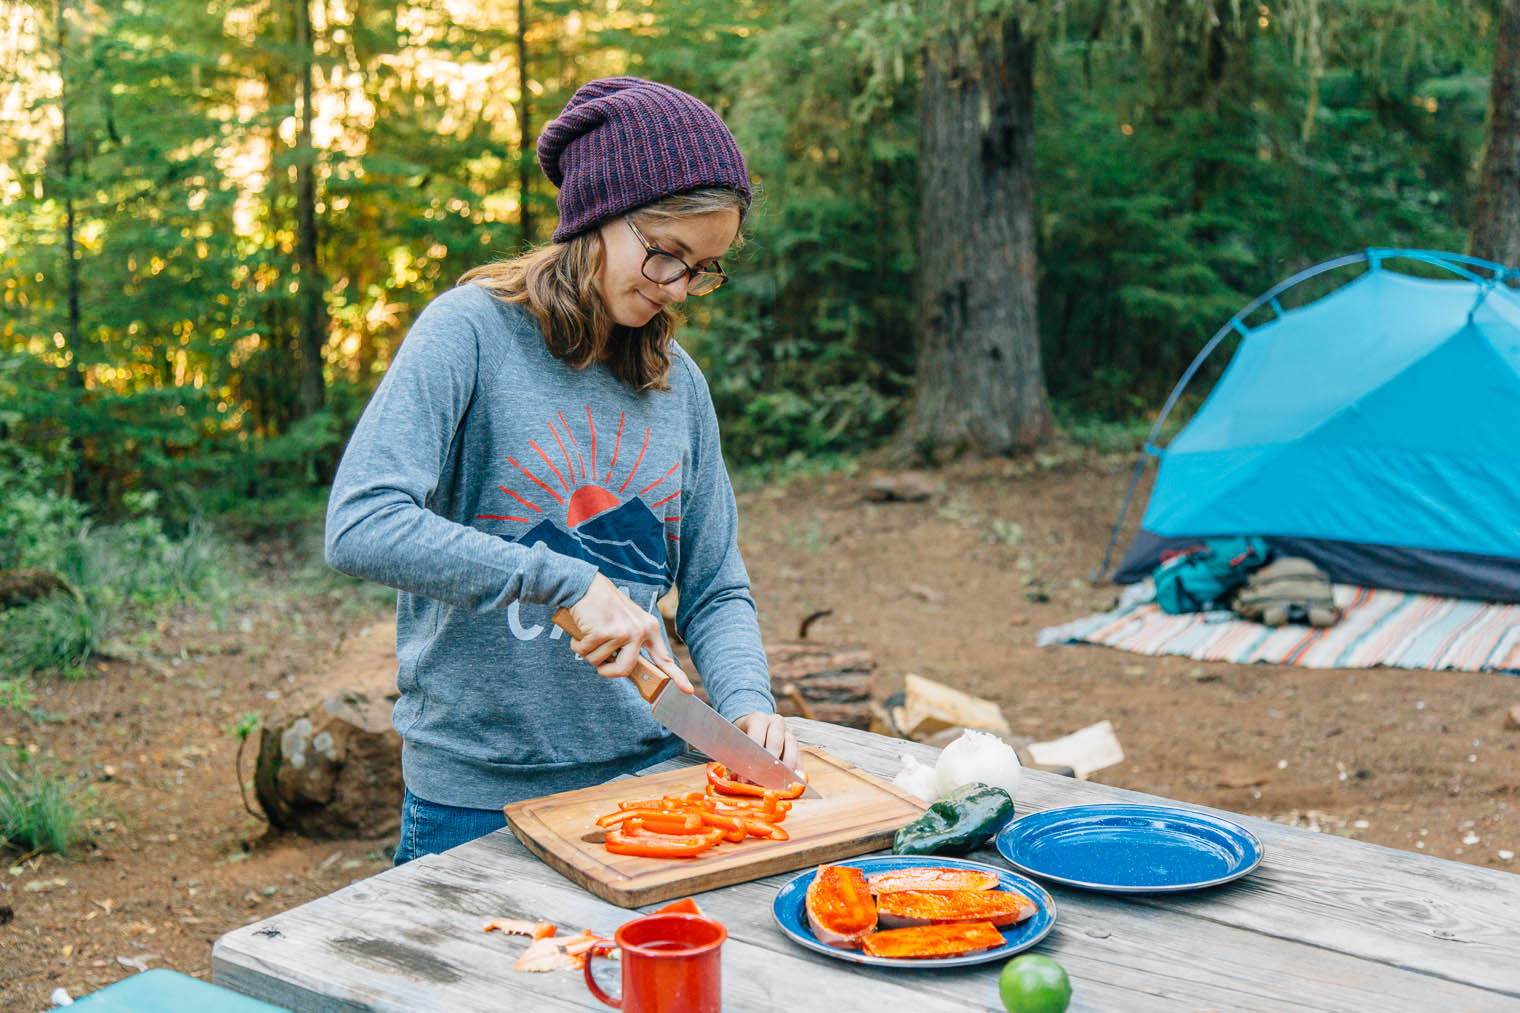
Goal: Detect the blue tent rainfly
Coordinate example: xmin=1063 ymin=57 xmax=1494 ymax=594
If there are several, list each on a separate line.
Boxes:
xmin=1105 ymin=248 xmax=1520 ymax=604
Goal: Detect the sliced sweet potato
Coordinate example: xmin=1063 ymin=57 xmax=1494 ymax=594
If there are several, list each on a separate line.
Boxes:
xmin=805 ymin=864 xmax=878 ymax=948
xmin=866 ymin=869 xmax=1000 ymax=894
xmin=875 ymin=889 xmax=1037 ymax=928
xmin=860 ymin=921 xmax=1006 ymax=959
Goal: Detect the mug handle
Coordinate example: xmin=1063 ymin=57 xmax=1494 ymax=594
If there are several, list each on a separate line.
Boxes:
xmin=583 ymin=941 xmax=622 ymax=1009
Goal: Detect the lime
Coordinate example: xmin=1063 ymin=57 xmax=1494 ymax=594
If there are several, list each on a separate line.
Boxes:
xmin=998 ymin=953 xmax=1072 ymax=1013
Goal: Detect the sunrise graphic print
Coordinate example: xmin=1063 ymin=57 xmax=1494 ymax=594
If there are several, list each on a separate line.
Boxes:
xmin=476 ymin=407 xmax=677 ymax=588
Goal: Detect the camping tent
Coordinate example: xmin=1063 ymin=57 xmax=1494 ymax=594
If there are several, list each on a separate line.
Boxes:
xmin=1103 ymin=248 xmax=1520 ymax=604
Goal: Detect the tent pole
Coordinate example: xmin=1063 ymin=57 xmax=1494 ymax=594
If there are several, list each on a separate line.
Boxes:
xmin=1092 ymin=247 xmax=1519 ymax=585
xmin=1092 ymin=251 xmax=1371 ymax=583
xmin=1092 ymin=451 xmax=1154 ymax=582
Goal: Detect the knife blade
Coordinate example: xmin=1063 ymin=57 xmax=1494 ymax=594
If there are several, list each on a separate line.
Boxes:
xmin=553 ymin=608 xmax=819 ymax=798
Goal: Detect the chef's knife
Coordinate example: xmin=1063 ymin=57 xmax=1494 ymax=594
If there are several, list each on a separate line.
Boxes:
xmin=553 ymin=608 xmax=820 ymax=798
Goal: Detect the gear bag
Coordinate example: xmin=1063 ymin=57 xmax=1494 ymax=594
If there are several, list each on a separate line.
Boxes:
xmin=1232 ymin=556 xmax=1340 ymax=627
xmin=1152 ymin=536 xmax=1270 ymax=614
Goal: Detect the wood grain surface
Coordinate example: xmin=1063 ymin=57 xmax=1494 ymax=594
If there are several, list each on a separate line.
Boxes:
xmin=502 ymin=746 xmax=928 ymax=907
xmin=213 ymin=719 xmax=1520 ymax=1012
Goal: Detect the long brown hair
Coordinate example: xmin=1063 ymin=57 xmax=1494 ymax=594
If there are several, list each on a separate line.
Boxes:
xmin=459 ymin=187 xmax=746 ymax=392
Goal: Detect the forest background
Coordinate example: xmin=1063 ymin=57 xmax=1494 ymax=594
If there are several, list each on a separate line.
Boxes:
xmin=2 ymin=0 xmax=1519 ymax=858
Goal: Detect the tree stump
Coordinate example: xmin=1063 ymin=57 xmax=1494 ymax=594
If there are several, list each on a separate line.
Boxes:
xmin=765 ymin=641 xmax=876 ymax=729
xmin=254 ymin=687 xmax=403 ymax=840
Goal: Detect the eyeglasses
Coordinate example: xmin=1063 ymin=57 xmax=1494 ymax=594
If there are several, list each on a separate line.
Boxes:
xmin=625 ymin=217 xmax=728 ymax=297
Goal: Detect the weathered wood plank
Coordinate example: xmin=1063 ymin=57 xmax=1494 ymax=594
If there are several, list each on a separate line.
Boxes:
xmin=214 ymin=837 xmax=979 ymax=1012
xmin=791 ymin=719 xmax=1520 ymax=999
xmin=670 ymin=860 xmax=1505 ymax=1013
xmin=216 ymin=808 xmax=1508 ymax=1013
xmin=213 ymin=718 xmax=1520 ymax=1011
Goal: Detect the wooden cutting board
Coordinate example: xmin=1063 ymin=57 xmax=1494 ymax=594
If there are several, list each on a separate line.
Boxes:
xmin=503 ymin=746 xmax=928 ymax=908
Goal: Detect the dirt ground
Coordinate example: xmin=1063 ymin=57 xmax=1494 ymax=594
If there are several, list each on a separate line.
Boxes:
xmin=4 ymin=451 xmax=1518 ymax=1010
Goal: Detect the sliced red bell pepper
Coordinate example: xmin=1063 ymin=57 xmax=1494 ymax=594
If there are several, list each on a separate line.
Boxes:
xmin=626 ymin=814 xmax=706 ymax=836
xmin=706 ymin=762 xmax=806 ymax=799
xmin=603 ymin=825 xmax=723 ymax=859
xmin=691 ymin=811 xmax=753 ymax=843
xmin=708 ymin=795 xmax=790 ymax=821
xmin=738 ymin=816 xmax=789 ymax=841
xmin=598 ymin=807 xmax=685 ymax=828
xmin=617 ymin=794 xmax=715 ymax=812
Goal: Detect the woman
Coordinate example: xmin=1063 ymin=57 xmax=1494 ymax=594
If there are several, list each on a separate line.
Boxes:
xmin=325 ymin=77 xmax=799 ymax=864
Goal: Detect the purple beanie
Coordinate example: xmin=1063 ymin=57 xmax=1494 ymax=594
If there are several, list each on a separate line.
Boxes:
xmin=537 ymin=77 xmax=752 ymax=242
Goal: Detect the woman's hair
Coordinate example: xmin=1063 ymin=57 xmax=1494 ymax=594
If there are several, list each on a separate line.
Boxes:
xmin=459 ymin=187 xmax=747 ymax=392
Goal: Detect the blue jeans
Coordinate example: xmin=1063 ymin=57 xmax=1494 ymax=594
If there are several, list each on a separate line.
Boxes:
xmin=394 ymin=788 xmax=507 ymax=866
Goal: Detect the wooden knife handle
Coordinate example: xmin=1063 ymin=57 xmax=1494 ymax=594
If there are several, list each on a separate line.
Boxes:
xmin=552 ymin=607 xmax=670 ymax=704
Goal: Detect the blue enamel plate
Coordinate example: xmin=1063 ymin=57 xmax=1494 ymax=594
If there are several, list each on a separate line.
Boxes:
xmin=771 ymin=855 xmax=1057 ymax=968
xmin=995 ymin=803 xmax=1264 ymax=894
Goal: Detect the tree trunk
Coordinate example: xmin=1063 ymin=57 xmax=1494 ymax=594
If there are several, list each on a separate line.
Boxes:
xmin=294 ymin=0 xmax=328 ymax=417
xmin=897 ymin=13 xmax=1053 ymax=461
xmin=517 ymin=0 xmax=533 ymax=245
xmin=1471 ymin=0 xmax=1520 ymax=273
xmin=53 ymin=0 xmax=86 ymax=502
xmin=53 ymin=0 xmax=83 ymax=395
xmin=253 ymin=28 xmax=304 ymax=438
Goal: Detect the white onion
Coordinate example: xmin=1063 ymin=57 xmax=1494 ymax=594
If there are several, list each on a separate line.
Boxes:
xmin=934 ymin=729 xmax=1022 ymax=799
xmin=891 ymin=753 xmax=944 ymax=801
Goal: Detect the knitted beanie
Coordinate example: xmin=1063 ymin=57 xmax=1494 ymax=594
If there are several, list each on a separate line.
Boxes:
xmin=537 ymin=77 xmax=751 ymax=242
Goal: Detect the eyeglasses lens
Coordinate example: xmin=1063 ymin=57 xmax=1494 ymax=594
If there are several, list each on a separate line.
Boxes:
xmin=641 ymin=253 xmax=725 ymax=296
xmin=642 ymin=253 xmax=688 ymax=284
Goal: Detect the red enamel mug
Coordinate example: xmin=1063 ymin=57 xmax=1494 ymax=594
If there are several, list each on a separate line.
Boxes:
xmin=583 ymin=912 xmax=726 ymax=1012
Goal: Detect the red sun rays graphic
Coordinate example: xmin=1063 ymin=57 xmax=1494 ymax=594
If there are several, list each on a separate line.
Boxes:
xmin=475 ymin=409 xmax=681 ymax=535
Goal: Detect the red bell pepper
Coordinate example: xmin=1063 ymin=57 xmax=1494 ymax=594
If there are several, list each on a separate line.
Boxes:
xmin=603 ymin=825 xmax=723 ymax=859
xmin=626 ymin=814 xmax=707 ymax=836
xmin=706 ymin=762 xmax=805 ymax=799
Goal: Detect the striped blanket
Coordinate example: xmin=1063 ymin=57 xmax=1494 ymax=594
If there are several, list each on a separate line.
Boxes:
xmin=1038 ymin=582 xmax=1520 ymax=673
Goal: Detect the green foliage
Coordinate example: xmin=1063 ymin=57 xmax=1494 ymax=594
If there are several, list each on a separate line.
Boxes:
xmin=1052 ymin=403 xmax=1155 ymax=455
xmin=0 ymin=594 xmax=97 ymax=680
xmin=0 ymin=482 xmax=241 ymax=679
xmin=231 ymin=710 xmax=262 ymax=743
xmin=0 ymin=749 xmax=90 ymax=856
xmin=59 ymin=511 xmax=238 ymax=613
xmin=1036 ymin=2 xmax=1487 ymax=416
xmin=730 ymin=450 xmax=860 ymax=495
xmin=0 ymin=679 xmax=37 ymax=714
xmin=0 ymin=491 xmax=87 ymax=577
xmin=675 ymin=0 xmax=919 ymax=463
xmin=0 ymin=0 xmax=1506 ymax=506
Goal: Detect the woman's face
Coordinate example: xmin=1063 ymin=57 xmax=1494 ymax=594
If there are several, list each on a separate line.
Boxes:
xmin=594 ymin=209 xmax=741 ymax=328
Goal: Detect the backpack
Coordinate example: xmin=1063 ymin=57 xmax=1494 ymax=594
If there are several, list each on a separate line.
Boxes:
xmin=1231 ymin=556 xmax=1340 ymax=627
xmin=1152 ymin=537 xmax=1270 ymax=614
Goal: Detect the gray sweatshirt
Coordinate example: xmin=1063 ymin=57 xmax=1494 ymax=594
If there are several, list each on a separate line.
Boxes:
xmin=325 ymin=283 xmax=773 ymax=808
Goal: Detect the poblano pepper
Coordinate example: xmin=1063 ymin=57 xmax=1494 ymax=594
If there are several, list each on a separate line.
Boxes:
xmin=892 ymin=782 xmax=1016 ymax=856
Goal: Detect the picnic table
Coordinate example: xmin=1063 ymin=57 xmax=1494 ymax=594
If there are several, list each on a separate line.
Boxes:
xmin=212 ymin=718 xmax=1520 ymax=1011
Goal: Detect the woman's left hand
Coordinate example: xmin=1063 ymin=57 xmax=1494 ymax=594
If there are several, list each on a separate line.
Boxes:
xmin=734 ymin=712 xmax=803 ymax=778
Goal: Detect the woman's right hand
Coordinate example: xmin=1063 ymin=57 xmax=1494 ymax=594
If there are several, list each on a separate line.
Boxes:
xmin=565 ymin=574 xmax=695 ymax=694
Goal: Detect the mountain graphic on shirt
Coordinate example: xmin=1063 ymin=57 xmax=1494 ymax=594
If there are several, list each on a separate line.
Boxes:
xmin=478 ymin=410 xmax=679 ymax=588
xmin=512 ymin=494 xmax=667 ymax=586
